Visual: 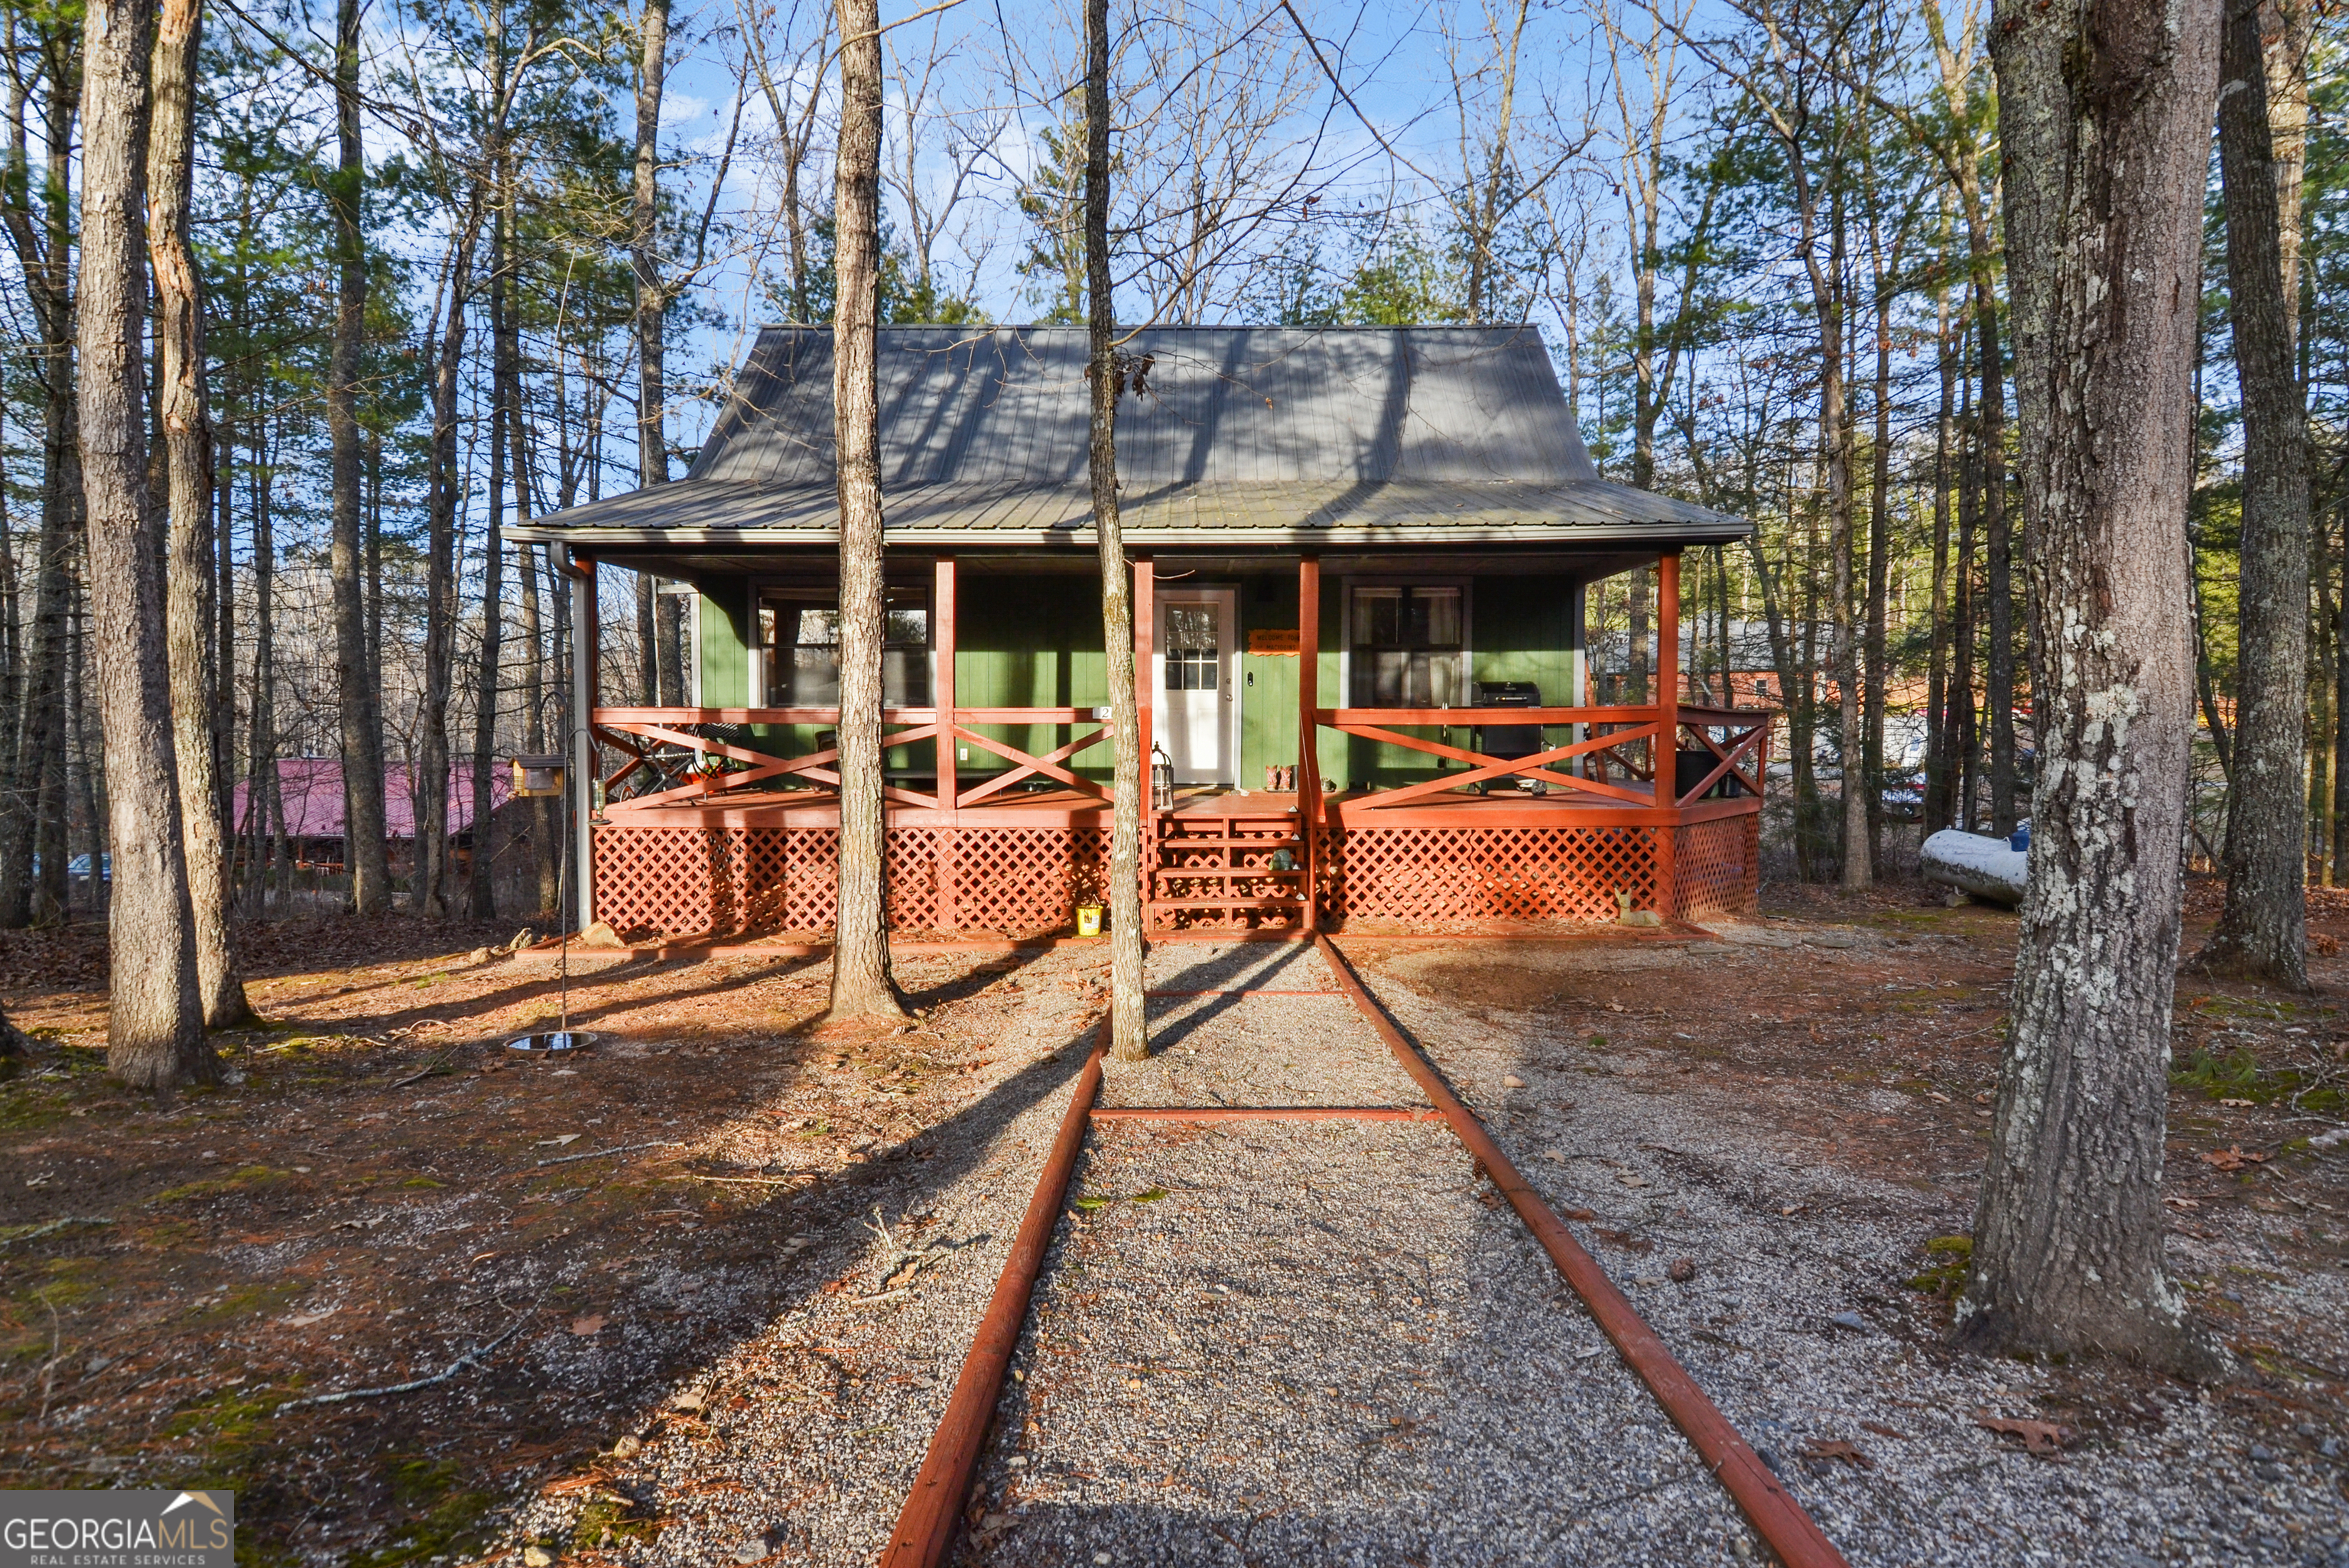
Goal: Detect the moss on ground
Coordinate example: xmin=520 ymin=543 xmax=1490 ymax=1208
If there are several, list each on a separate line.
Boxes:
xmin=154 ymin=1166 xmax=299 ymax=1203
xmin=347 ymin=1456 xmax=499 ymax=1568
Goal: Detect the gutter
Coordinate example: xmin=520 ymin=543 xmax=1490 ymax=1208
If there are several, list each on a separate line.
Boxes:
xmin=502 ymin=521 xmax=1750 ymax=548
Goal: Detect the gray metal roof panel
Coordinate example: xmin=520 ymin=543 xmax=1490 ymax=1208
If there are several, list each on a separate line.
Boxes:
xmin=527 ymin=326 xmax=1749 ymax=546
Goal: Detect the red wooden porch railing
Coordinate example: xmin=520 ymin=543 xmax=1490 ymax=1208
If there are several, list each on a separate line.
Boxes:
xmin=590 ymin=706 xmax=1116 ymax=816
xmin=1311 ymin=705 xmax=1770 ymax=813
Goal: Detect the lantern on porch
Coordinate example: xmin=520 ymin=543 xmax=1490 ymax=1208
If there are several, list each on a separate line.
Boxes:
xmin=1151 ymin=744 xmax=1174 ymax=812
xmin=510 ymin=754 xmax=566 ymax=797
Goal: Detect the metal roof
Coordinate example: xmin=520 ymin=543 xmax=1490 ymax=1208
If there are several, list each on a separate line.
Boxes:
xmin=509 ymin=326 xmax=1748 ymax=550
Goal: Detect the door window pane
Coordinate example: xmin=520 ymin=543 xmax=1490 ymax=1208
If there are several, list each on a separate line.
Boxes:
xmin=1165 ymin=604 xmax=1219 ymax=692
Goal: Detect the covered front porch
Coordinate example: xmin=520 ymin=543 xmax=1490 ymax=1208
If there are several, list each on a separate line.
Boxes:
xmin=575 ymin=552 xmax=1770 ymax=940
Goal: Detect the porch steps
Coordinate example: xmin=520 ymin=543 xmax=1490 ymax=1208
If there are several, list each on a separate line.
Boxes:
xmin=1148 ymin=810 xmax=1307 ymax=932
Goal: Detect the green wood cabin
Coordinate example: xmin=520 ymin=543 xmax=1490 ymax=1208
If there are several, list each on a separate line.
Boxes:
xmin=510 ymin=324 xmax=1769 ymax=940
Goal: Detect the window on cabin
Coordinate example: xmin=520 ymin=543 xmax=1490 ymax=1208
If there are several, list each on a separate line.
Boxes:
xmin=762 ymin=591 xmax=930 ymax=707
xmin=1350 ymin=585 xmax=1464 ymax=707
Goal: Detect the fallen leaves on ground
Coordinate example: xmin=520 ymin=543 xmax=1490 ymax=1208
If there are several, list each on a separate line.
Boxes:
xmin=2200 ymin=1146 xmax=2269 ymax=1172
xmin=1799 ymin=1437 xmax=1873 ymax=1469
xmin=1976 ymin=1414 xmax=2076 ymax=1456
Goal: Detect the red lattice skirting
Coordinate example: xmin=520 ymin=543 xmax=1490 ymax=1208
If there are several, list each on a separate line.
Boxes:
xmin=1674 ymin=813 xmax=1760 ymax=922
xmin=593 ymin=816 xmax=1755 ymax=937
xmin=1321 ymin=823 xmax=1662 ymax=924
xmin=592 ymin=824 xmax=1106 ymax=939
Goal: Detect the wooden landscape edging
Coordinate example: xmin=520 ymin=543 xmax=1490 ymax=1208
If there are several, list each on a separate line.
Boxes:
xmin=876 ymin=938 xmax=1849 ymax=1568
xmin=1314 ymin=933 xmax=1852 ymax=1568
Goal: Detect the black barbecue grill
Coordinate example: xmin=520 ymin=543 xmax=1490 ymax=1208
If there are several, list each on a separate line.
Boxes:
xmin=1470 ymin=681 xmax=1545 ymax=793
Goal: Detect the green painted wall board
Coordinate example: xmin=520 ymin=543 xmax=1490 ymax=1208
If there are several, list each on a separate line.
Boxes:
xmin=954 ymin=575 xmax=1111 ymax=781
xmin=696 ymin=575 xmax=752 ymax=706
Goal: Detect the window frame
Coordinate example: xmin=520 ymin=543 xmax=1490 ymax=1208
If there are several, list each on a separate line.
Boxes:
xmin=758 ymin=584 xmax=934 ymax=709
xmin=1341 ymin=576 xmax=1473 ymax=709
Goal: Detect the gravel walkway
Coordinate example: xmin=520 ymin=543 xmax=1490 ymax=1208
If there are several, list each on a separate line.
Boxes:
xmin=492 ymin=937 xmax=2349 ymax=1568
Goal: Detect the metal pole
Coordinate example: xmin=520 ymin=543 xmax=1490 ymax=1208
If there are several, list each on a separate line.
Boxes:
xmin=568 ymin=548 xmax=599 ymax=933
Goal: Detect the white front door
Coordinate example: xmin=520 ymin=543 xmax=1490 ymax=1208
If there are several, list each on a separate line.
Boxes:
xmin=1156 ymin=590 xmax=1236 ymax=785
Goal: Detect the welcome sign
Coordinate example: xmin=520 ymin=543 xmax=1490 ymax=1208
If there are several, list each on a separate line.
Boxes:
xmin=1 ymin=1491 xmax=235 ymax=1567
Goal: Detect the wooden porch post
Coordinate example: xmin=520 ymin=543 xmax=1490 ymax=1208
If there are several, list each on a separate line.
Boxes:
xmin=1298 ymin=554 xmax=1321 ymax=932
xmin=570 ymin=549 xmax=600 ymax=933
xmin=935 ymin=554 xmax=957 ymax=928
xmin=1654 ymin=549 xmax=1681 ymax=918
xmin=1132 ymin=555 xmax=1154 ymax=925
xmin=935 ymin=555 xmax=957 ymax=815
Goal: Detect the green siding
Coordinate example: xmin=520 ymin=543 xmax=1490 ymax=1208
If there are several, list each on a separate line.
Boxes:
xmin=696 ymin=575 xmax=752 ymax=706
xmin=689 ymin=567 xmax=1586 ymax=794
xmin=1236 ymin=576 xmax=1298 ymax=788
xmin=1474 ymin=573 xmax=1580 ymax=704
xmin=954 ymin=575 xmax=1110 ymax=781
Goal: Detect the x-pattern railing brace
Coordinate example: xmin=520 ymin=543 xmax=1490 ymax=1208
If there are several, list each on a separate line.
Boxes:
xmin=1673 ymin=714 xmax=1772 ymax=807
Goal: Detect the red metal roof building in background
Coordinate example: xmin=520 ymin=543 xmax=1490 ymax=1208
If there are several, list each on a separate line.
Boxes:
xmin=230 ymin=758 xmax=512 ymax=842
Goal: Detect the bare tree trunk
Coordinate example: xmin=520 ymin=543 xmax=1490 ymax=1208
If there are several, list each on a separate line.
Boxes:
xmin=244 ymin=422 xmax=275 ymax=916
xmin=2314 ymin=549 xmax=2334 ymax=885
xmin=1983 ymin=306 xmax=2015 ymax=837
xmin=1923 ymin=0 xmax=2016 ymax=836
xmin=79 ymin=0 xmax=210 ymax=1086
xmin=1822 ymin=186 xmax=1867 ymax=891
xmin=1951 ymin=376 xmax=1979 ymax=831
xmin=326 ymin=0 xmax=389 ymax=915
xmin=2203 ymin=0 xmax=2312 ymax=989
xmin=1861 ymin=161 xmax=1896 ymax=872
xmin=2263 ymin=0 xmax=2312 ymax=350
xmin=1925 ymin=276 xmax=1956 ymax=833
xmin=6 ymin=501 xmax=71 ymax=927
xmin=68 ymin=586 xmax=99 ymax=913
xmin=824 ymin=0 xmax=904 ymax=1023
xmin=1961 ymin=0 xmax=2220 ymax=1371
xmin=0 ymin=998 xmax=28 ymax=1068
xmin=210 ymin=421 xmax=232 ymax=838
xmin=0 ymin=33 xmax=80 ymax=931
xmin=471 ymin=184 xmax=512 ymax=923
xmin=366 ymin=426 xmax=383 ymax=691
xmin=0 ymin=438 xmax=14 ymax=800
xmin=148 ymin=0 xmax=250 ymax=1026
xmin=517 ymin=443 xmax=557 ymax=917
xmin=635 ymin=573 xmax=659 ymax=703
xmin=2336 ymin=499 xmax=2349 ymax=880
xmin=1087 ymin=0 xmax=1144 ymax=1062
xmin=632 ymin=0 xmax=671 ymax=710
xmin=1627 ymin=566 xmax=1649 ymax=705
xmin=416 ymin=219 xmax=482 ymax=918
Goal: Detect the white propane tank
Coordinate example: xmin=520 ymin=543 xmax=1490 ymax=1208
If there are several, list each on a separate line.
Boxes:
xmin=1919 ymin=829 xmax=2028 ymax=907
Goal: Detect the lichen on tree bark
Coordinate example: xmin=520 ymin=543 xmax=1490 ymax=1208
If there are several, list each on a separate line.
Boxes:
xmin=1961 ymin=0 xmax=2221 ymax=1372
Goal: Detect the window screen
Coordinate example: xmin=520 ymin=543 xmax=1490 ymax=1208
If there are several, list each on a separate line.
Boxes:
xmin=764 ymin=593 xmax=930 ymax=706
xmin=1350 ymin=585 xmax=1464 ymax=707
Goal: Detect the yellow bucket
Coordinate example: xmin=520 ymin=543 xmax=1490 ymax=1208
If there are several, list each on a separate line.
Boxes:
xmin=1075 ymin=904 xmax=1103 ymax=937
